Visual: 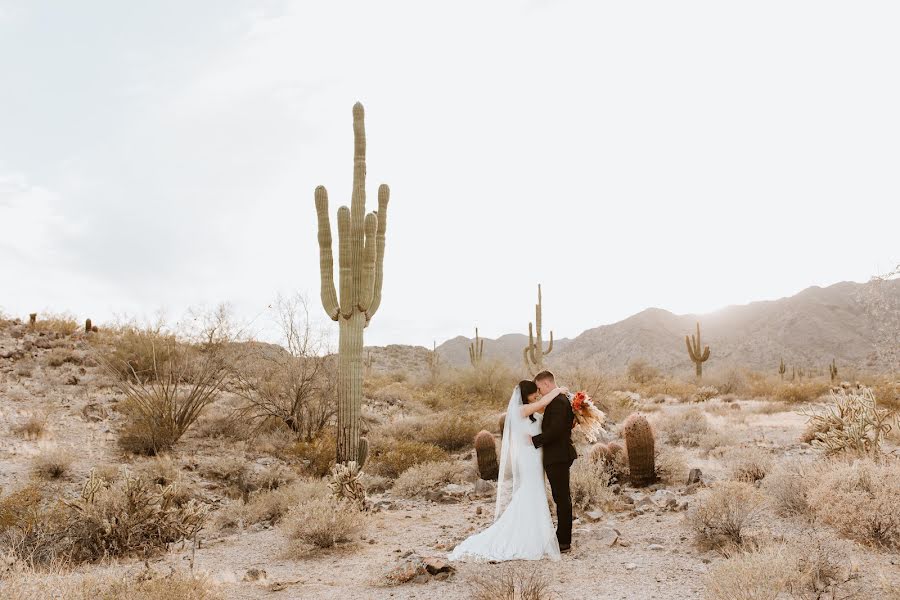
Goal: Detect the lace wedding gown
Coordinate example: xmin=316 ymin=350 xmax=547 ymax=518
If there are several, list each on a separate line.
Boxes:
xmin=448 ymin=387 xmax=561 ymax=562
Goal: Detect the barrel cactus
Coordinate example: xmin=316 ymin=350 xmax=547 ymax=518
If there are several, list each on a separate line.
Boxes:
xmin=85 ymin=318 xmax=92 ymax=333
xmin=474 ymin=430 xmax=499 ymax=480
xmin=623 ymin=414 xmax=655 ymax=486
xmin=315 ymin=102 xmax=390 ymax=466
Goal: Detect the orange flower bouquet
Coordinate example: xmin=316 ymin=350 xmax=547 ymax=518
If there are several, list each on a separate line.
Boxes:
xmin=568 ymin=391 xmax=606 ymax=443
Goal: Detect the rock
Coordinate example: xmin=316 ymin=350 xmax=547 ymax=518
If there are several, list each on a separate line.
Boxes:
xmin=475 ymin=506 xmax=482 ymax=515
xmin=473 ymin=479 xmax=496 ymax=497
xmin=687 ymin=468 xmax=703 ymax=486
xmin=433 ymin=571 xmax=451 ymax=581
xmin=584 ymin=510 xmax=604 ymax=523
xmin=422 ymin=557 xmax=454 ymax=576
xmin=412 ymin=573 xmax=430 ymax=584
xmin=243 ymin=568 xmax=267 ymax=582
xmin=625 ymin=563 xmax=637 ymax=571
xmin=596 ymin=527 xmax=620 ymax=547
xmin=372 ymin=500 xmax=393 ymax=511
xmin=634 ymin=495 xmax=654 ymax=510
xmin=386 ymin=559 xmax=425 ymax=584
xmin=675 ymin=500 xmax=690 ymax=512
xmin=651 ymin=489 xmax=677 ymax=508
xmin=443 ymin=483 xmax=467 ymax=496
xmin=424 ymin=490 xmax=444 ymax=503
xmin=648 ymin=544 xmax=664 ymax=551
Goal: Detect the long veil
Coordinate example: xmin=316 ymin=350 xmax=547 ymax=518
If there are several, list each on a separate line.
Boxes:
xmin=495 ymin=385 xmax=527 ymax=520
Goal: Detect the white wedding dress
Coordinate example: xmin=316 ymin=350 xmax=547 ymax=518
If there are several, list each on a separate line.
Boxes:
xmin=448 ymin=386 xmax=561 ymax=562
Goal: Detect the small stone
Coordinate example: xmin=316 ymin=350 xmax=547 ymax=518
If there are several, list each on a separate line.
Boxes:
xmin=687 ymin=468 xmax=703 ymax=486
xmin=412 ymin=573 xmax=430 ymax=584
xmin=422 ymin=557 xmax=454 ymax=575
xmin=584 ymin=510 xmax=604 ymax=522
xmin=648 ymin=544 xmax=664 ymax=551
xmin=625 ymin=563 xmax=637 ymax=571
xmin=475 ymin=506 xmax=482 ymax=515
xmin=596 ymin=527 xmax=619 ymax=547
xmin=433 ymin=571 xmax=451 ymax=582
xmin=474 ymin=479 xmax=496 ymax=497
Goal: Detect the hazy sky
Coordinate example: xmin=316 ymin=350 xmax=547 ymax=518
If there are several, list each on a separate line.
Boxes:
xmin=1 ymin=1 xmax=898 ymax=348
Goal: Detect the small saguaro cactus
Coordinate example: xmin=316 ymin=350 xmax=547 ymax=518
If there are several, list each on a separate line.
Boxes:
xmin=474 ymin=430 xmax=499 ymax=480
xmin=685 ymin=322 xmax=711 ymax=379
xmin=428 ymin=340 xmax=440 ymax=380
xmin=622 ymin=414 xmax=655 ymax=487
xmin=364 ymin=349 xmax=374 ymax=376
xmin=28 ymin=313 xmax=37 ymax=327
xmin=357 ymin=437 xmax=368 ymax=469
xmin=85 ymin=318 xmax=92 ymax=333
xmin=315 ymin=102 xmax=390 ymax=466
xmin=469 ymin=328 xmax=484 ymax=368
xmin=523 ymin=284 xmax=553 ymax=375
xmin=829 ymin=359 xmax=838 ymax=382
xmin=778 ymin=358 xmax=786 ymax=380
xmin=791 ymin=366 xmax=796 ymax=382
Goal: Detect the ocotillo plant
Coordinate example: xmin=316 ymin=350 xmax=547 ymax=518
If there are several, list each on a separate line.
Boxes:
xmin=523 ymin=284 xmax=553 ymax=375
xmin=829 ymin=359 xmax=838 ymax=382
xmin=779 ymin=358 xmax=786 ymax=380
xmin=623 ymin=414 xmax=655 ymax=486
xmin=474 ymin=430 xmax=499 ymax=480
xmin=469 ymin=328 xmax=484 ymax=368
xmin=315 ymin=102 xmax=389 ymax=466
xmin=685 ymin=322 xmax=710 ymax=379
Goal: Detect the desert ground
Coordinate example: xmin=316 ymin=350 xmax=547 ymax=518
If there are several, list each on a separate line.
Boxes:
xmin=0 ymin=313 xmax=898 ymax=600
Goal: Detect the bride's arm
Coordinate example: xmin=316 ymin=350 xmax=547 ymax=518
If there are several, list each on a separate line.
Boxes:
xmin=520 ymin=387 xmax=567 ymax=418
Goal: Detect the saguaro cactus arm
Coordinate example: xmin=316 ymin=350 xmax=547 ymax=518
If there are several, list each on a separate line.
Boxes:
xmin=315 ymin=187 xmax=340 ymax=321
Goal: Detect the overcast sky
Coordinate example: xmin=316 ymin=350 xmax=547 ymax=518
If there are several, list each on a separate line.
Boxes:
xmin=1 ymin=1 xmax=898 ymax=348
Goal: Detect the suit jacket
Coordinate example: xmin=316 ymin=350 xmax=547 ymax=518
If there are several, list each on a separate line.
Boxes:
xmin=531 ymin=393 xmax=578 ymax=466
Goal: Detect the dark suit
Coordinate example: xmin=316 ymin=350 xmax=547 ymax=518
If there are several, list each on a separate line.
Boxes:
xmin=531 ymin=393 xmax=577 ymax=547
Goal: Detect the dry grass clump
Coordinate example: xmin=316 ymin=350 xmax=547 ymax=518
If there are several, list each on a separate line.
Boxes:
xmin=0 ymin=570 xmax=223 ymax=600
xmin=133 ymin=456 xmax=199 ymax=507
xmin=381 ymin=410 xmax=490 ymax=452
xmin=13 ymin=414 xmax=46 ymax=439
xmin=570 ymin=459 xmax=618 ymax=511
xmin=283 ymin=497 xmax=364 ymax=551
xmin=367 ymin=440 xmax=449 ymax=479
xmin=217 ymin=478 xmax=329 ymax=530
xmin=371 ymin=381 xmax=417 ymax=405
xmin=692 ymin=386 xmax=719 ymax=403
xmin=723 ymin=447 xmax=773 ymax=483
xmin=45 ymin=347 xmax=82 ymax=368
xmin=281 ymin=432 xmax=336 ymax=477
xmin=807 ymin=458 xmax=900 ymax=548
xmin=776 ymin=381 xmax=830 ymax=404
xmin=626 ymin=359 xmax=659 ymax=384
xmin=31 ymin=314 xmax=79 ymax=336
xmin=688 ymin=481 xmax=764 ymax=553
xmin=31 ymin=448 xmax=72 ymax=480
xmin=15 ymin=361 xmax=34 ymax=378
xmin=471 ymin=566 xmax=556 ymax=600
xmin=589 ymin=441 xmax=628 ymax=481
xmin=392 ymin=461 xmax=467 ymax=498
xmin=654 ymin=408 xmax=710 ymax=447
xmin=763 ymin=460 xmax=815 ymax=516
xmin=655 ymin=444 xmax=688 ymax=485
xmin=0 ymin=485 xmax=43 ymax=531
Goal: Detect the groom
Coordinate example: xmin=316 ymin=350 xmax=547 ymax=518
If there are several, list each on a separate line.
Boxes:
xmin=529 ymin=370 xmax=577 ymax=553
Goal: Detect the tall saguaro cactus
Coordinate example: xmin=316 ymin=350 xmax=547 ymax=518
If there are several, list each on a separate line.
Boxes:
xmin=829 ymin=359 xmax=838 ymax=382
xmin=315 ymin=102 xmax=389 ymax=466
xmin=469 ymin=328 xmax=484 ymax=367
xmin=523 ymin=284 xmax=553 ymax=375
xmin=685 ymin=321 xmax=710 ymax=379
xmin=778 ymin=358 xmax=786 ymax=380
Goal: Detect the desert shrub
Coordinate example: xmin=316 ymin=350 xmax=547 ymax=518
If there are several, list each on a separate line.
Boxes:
xmin=31 ymin=314 xmax=79 ymax=336
xmin=589 ymin=442 xmax=628 ymax=481
xmin=807 ymin=458 xmax=900 ymax=548
xmin=31 ymin=448 xmax=72 ymax=480
xmin=626 ymin=359 xmax=659 ymax=384
xmin=776 ymin=381 xmax=830 ymax=404
xmin=45 ymin=347 xmax=82 ymax=368
xmin=471 ymin=566 xmax=555 ymax=600
xmin=697 ymin=430 xmax=731 ymax=455
xmin=13 ymin=414 xmax=46 ymax=439
xmin=372 ymin=381 xmax=416 ymax=405
xmin=714 ymin=368 xmax=746 ymax=396
xmin=654 ymin=408 xmax=710 ymax=447
xmin=0 ymin=486 xmax=44 ymax=530
xmin=381 ymin=411 xmax=488 ymax=452
xmin=105 ymin=334 xmax=228 ymax=455
xmin=655 ymin=444 xmax=688 ymax=485
xmin=359 ymin=472 xmax=392 ymax=494
xmin=570 ymin=459 xmax=617 ymax=511
xmin=763 ymin=460 xmax=815 ymax=516
xmin=283 ymin=497 xmax=364 ymax=550
xmin=0 ymin=570 xmax=223 ymax=600
xmin=445 ymin=361 xmax=518 ymax=405
xmin=133 ymin=456 xmax=198 ymax=507
xmin=367 ymin=440 xmax=448 ymax=479
xmin=692 ymin=386 xmax=719 ymax=402
xmin=64 ymin=470 xmax=207 ymax=562
xmin=15 ymin=362 xmax=34 ymax=378
xmin=597 ymin=391 xmax=639 ymax=423
xmin=724 ymin=447 xmax=773 ymax=483
xmin=392 ymin=461 xmax=466 ymax=498
xmin=216 ymin=478 xmax=328 ymax=529
xmin=282 ymin=432 xmax=336 ymax=477
xmin=800 ymin=386 xmax=897 ymax=455
xmin=197 ymin=456 xmax=293 ymax=500
xmin=688 ymin=481 xmax=764 ymax=553
xmin=99 ymin=328 xmax=176 ymax=382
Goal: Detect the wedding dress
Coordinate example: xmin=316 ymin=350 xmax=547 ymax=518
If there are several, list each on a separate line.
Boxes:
xmin=448 ymin=386 xmax=561 ymax=562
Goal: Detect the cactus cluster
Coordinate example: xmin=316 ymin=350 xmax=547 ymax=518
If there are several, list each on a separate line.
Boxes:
xmin=622 ymin=414 xmax=655 ymax=486
xmin=315 ymin=102 xmax=389 ymax=466
xmin=328 ymin=461 xmax=366 ymax=510
xmin=474 ymin=430 xmax=498 ymax=480
xmin=523 ymin=284 xmax=553 ymax=375
xmin=469 ymin=328 xmax=484 ymax=368
xmin=685 ymin=322 xmax=710 ymax=379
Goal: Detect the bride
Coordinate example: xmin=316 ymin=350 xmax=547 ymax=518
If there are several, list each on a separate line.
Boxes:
xmin=448 ymin=380 xmax=566 ymax=562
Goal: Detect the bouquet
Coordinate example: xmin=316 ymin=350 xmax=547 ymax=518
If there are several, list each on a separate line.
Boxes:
xmin=568 ymin=391 xmax=607 ymax=444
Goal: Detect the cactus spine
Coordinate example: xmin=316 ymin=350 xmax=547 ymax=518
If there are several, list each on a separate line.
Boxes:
xmin=778 ymin=357 xmax=786 ymax=380
xmin=523 ymin=284 xmax=553 ymax=375
xmin=469 ymin=328 xmax=484 ymax=367
xmin=623 ymin=414 xmax=656 ymax=486
xmin=829 ymin=359 xmax=838 ymax=382
xmin=685 ymin=321 xmax=710 ymax=379
xmin=474 ymin=430 xmax=499 ymax=480
xmin=315 ymin=102 xmax=389 ymax=466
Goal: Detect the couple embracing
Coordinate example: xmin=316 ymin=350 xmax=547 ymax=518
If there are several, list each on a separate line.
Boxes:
xmin=449 ymin=370 xmax=576 ymax=562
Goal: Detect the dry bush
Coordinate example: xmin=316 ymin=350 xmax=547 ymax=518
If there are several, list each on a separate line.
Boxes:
xmin=31 ymin=314 xmax=79 ymax=336
xmin=748 ymin=401 xmax=789 ymax=414
xmin=13 ymin=414 xmax=46 ymax=439
xmin=801 ymin=386 xmax=897 ymax=455
xmin=99 ymin=327 xmax=176 ymax=382
xmin=776 ymin=381 xmax=830 ymax=404
xmin=763 ymin=460 xmax=815 ymax=516
xmin=713 ymin=368 xmax=746 ymax=396
xmin=589 ymin=442 xmax=628 ymax=481
xmin=105 ymin=333 xmax=228 ymax=455
xmin=359 ymin=472 xmax=392 ymax=494
xmin=692 ymin=386 xmax=719 ymax=403
xmin=45 ymin=347 xmax=82 ymax=368
xmin=596 ymin=391 xmax=640 ymax=423
xmin=723 ymin=447 xmax=773 ymax=483
xmin=392 ymin=461 xmax=467 ymax=498
xmin=372 ymin=381 xmax=417 ymax=405
xmin=471 ymin=566 xmax=557 ymax=600
xmin=280 ymin=432 xmax=336 ymax=477
xmin=807 ymin=458 xmax=900 ymax=548
xmin=688 ymin=481 xmax=764 ymax=553
xmin=626 ymin=359 xmax=659 ymax=384
xmin=367 ymin=439 xmax=449 ymax=479
xmin=381 ymin=410 xmax=490 ymax=452
xmin=655 ymin=445 xmax=688 ymax=485
xmin=654 ymin=408 xmax=710 ymax=447
xmin=31 ymin=448 xmax=72 ymax=480
xmin=0 ymin=570 xmax=223 ymax=600
xmin=216 ymin=478 xmax=328 ymax=530
xmin=697 ymin=430 xmax=731 ymax=455
xmin=283 ymin=497 xmax=364 ymax=551
xmin=442 ymin=361 xmax=519 ymax=406
xmin=197 ymin=456 xmax=293 ymax=501
xmin=0 ymin=485 xmax=43 ymax=530
xmin=133 ymin=456 xmax=198 ymax=507
xmin=15 ymin=362 xmax=34 ymax=378
xmin=570 ymin=459 xmax=618 ymax=511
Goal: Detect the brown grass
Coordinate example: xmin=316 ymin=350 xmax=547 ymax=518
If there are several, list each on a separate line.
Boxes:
xmin=366 ymin=439 xmax=449 ymax=479
xmin=688 ymin=481 xmax=764 ymax=553
xmin=283 ymin=497 xmax=364 ymax=551
xmin=13 ymin=414 xmax=46 ymax=439
xmin=775 ymin=381 xmax=830 ymax=404
xmin=570 ymin=459 xmax=618 ymax=511
xmin=0 ymin=570 xmax=223 ymax=600
xmin=216 ymin=478 xmax=329 ymax=530
xmin=724 ymin=447 xmax=773 ymax=483
xmin=654 ymin=408 xmax=710 ymax=447
xmin=392 ymin=461 xmax=467 ymax=498
xmin=31 ymin=448 xmax=72 ymax=480
xmin=471 ymin=566 xmax=557 ymax=600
